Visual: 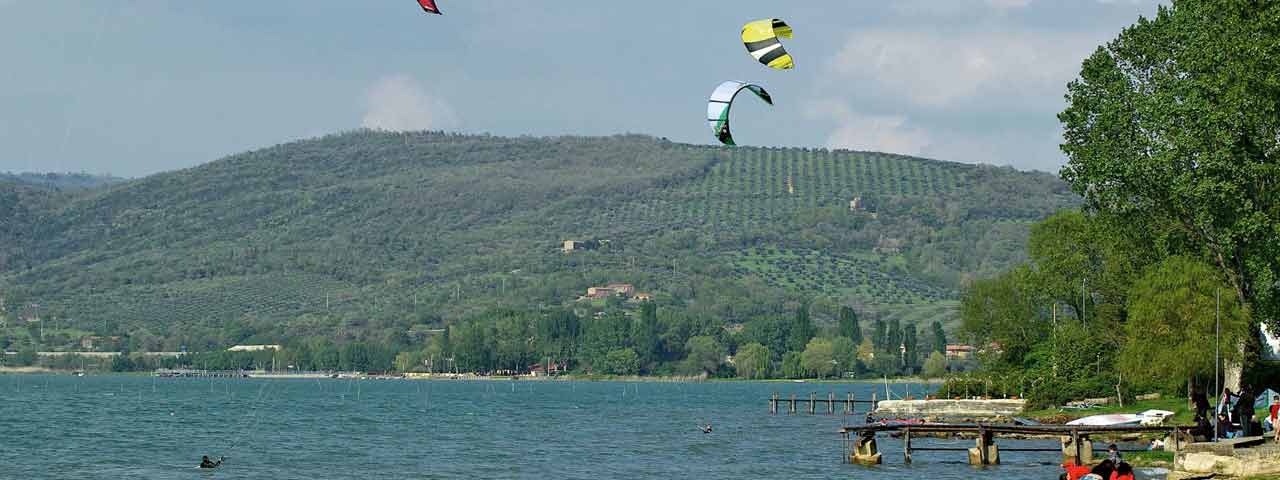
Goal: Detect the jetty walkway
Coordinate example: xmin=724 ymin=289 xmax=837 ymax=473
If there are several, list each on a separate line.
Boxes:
xmin=839 ymin=422 xmax=1191 ymax=466
xmin=768 ymin=392 xmax=879 ymax=415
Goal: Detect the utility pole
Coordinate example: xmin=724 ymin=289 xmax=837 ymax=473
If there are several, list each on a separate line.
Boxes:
xmin=1215 ymin=287 xmax=1220 ymax=400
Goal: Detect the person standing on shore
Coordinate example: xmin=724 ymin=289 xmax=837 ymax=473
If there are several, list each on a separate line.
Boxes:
xmin=1235 ymin=385 xmax=1256 ymax=437
xmin=1217 ymin=388 xmax=1236 ymax=418
xmin=1192 ymin=382 xmax=1211 ymax=420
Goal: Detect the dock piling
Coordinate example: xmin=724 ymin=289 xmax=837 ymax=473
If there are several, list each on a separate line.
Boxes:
xmin=904 ymin=427 xmax=912 ymax=464
xmin=851 ymin=432 xmax=882 ymax=465
xmin=968 ymin=425 xmax=999 ymax=465
xmin=1062 ymin=432 xmax=1092 ymax=465
xmin=828 ymin=392 xmax=835 ymax=414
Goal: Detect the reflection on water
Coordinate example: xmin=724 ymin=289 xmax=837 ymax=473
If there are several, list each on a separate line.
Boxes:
xmin=0 ymin=375 xmax=1164 ymax=479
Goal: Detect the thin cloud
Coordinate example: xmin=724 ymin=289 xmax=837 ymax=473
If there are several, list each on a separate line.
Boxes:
xmin=986 ymin=0 xmax=1032 ymax=8
xmin=807 ymin=102 xmax=931 ymax=155
xmin=825 ymin=29 xmax=1092 ymax=109
xmin=360 ymin=74 xmax=458 ymax=132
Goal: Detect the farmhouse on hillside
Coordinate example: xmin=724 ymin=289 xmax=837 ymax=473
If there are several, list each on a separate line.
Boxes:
xmin=562 ymin=239 xmax=608 ymax=253
xmin=945 ymin=344 xmax=975 ymax=359
xmin=584 ymin=283 xmax=635 ymax=300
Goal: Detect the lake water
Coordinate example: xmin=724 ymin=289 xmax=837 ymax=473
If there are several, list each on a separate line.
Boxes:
xmin=0 ymin=375 xmax=1162 ymax=479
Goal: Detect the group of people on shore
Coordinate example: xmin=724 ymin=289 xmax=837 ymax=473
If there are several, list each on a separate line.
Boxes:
xmin=1062 ymin=387 xmax=1279 ymax=480
xmin=1205 ymin=385 xmax=1279 ymax=442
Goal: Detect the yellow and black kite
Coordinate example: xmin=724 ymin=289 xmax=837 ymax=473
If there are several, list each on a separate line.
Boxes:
xmin=741 ymin=19 xmax=794 ymax=70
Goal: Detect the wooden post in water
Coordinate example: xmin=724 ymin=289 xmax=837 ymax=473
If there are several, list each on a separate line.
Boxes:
xmin=846 ymin=393 xmax=853 ymax=415
xmin=851 ymin=431 xmax=882 ymax=465
xmin=903 ymin=427 xmax=913 ymax=464
xmin=770 ymin=392 xmax=778 ymax=414
xmin=828 ymin=392 xmax=835 ymax=414
xmin=841 ymin=431 xmax=850 ymax=464
xmin=809 ymin=392 xmax=817 ymax=415
xmin=1072 ymin=429 xmax=1082 ymax=466
xmin=789 ymin=394 xmax=797 ymax=414
xmin=969 ymin=425 xmax=999 ymax=465
xmin=1061 ymin=432 xmax=1092 ymax=465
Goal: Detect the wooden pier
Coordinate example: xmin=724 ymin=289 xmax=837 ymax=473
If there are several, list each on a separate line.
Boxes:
xmin=768 ymin=392 xmax=879 ymax=415
xmin=840 ymin=423 xmax=1190 ymax=466
xmin=153 ymin=369 xmax=250 ymax=378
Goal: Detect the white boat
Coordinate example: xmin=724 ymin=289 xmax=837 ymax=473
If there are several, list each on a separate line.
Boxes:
xmin=1138 ymin=409 xmax=1175 ymax=426
xmin=1066 ymin=414 xmax=1144 ymax=426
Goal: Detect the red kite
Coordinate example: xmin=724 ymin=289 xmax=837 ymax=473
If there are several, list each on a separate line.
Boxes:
xmin=417 ymin=0 xmax=441 ymax=15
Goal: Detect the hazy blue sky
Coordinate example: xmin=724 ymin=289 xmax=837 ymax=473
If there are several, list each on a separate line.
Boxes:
xmin=0 ymin=0 xmax=1163 ymax=177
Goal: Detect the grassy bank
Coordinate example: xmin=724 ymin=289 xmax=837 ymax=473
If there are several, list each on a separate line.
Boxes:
xmin=1124 ymin=450 xmax=1174 ymax=468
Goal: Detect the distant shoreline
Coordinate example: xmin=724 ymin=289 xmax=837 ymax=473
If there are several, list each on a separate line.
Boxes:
xmin=0 ymin=367 xmax=944 ymax=385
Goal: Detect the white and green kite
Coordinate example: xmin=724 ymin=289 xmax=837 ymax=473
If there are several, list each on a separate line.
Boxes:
xmin=707 ymin=81 xmax=773 ymax=146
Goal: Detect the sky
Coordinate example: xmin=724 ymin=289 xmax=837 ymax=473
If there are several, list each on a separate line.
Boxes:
xmin=0 ymin=0 xmax=1165 ymax=178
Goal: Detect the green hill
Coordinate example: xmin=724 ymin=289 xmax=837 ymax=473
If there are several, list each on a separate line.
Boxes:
xmin=0 ymin=131 xmax=1075 ymax=351
xmin=0 ymin=172 xmax=125 ymax=192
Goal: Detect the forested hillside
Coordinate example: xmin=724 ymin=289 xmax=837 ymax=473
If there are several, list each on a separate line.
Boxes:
xmin=0 ymin=131 xmax=1075 ymax=359
xmin=0 ymin=172 xmax=124 ymax=192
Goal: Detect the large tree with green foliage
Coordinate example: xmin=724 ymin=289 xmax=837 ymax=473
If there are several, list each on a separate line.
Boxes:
xmin=929 ymin=321 xmax=947 ymax=354
xmin=1027 ymin=210 xmax=1144 ymax=329
xmin=602 ymin=348 xmax=640 ymax=376
xmin=959 ymin=265 xmax=1049 ymax=366
xmin=781 ymin=351 xmax=804 ymax=379
xmin=1059 ymin=0 xmax=1280 ymax=338
xmin=682 ymin=335 xmax=724 ymax=376
xmin=830 ymin=336 xmax=858 ymax=377
xmin=872 ymin=319 xmax=887 ymax=351
xmin=631 ymin=303 xmax=660 ymax=370
xmin=801 ymin=338 xmax=835 ymax=379
xmin=734 ymin=342 xmax=771 ymax=379
xmin=579 ymin=312 xmax=629 ymax=371
xmin=902 ymin=322 xmax=919 ymax=371
xmin=838 ymin=306 xmax=862 ymax=345
xmin=922 ymin=351 xmax=947 ymax=379
xmin=786 ymin=301 xmax=815 ymax=353
xmin=1120 ymin=256 xmax=1251 ymax=390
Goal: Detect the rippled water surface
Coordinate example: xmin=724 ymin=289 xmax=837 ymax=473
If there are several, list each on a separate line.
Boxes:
xmin=0 ymin=375 xmax=1162 ymax=479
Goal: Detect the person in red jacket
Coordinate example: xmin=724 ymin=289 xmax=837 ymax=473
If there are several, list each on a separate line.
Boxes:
xmin=1271 ymin=394 xmax=1279 ymax=443
xmin=1110 ymin=462 xmax=1135 ymax=480
xmin=1061 ymin=461 xmax=1093 ymax=480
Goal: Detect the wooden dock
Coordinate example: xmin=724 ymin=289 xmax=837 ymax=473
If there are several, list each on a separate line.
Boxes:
xmin=839 ymin=422 xmax=1191 ymax=466
xmin=768 ymin=392 xmax=879 ymax=415
xmin=153 ymin=369 xmax=250 ymax=378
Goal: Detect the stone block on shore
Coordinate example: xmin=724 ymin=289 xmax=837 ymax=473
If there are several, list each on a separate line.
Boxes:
xmin=875 ymin=399 xmax=1027 ymax=418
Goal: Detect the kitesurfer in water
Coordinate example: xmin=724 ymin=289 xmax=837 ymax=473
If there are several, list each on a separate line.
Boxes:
xmin=199 ymin=456 xmax=223 ymax=469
